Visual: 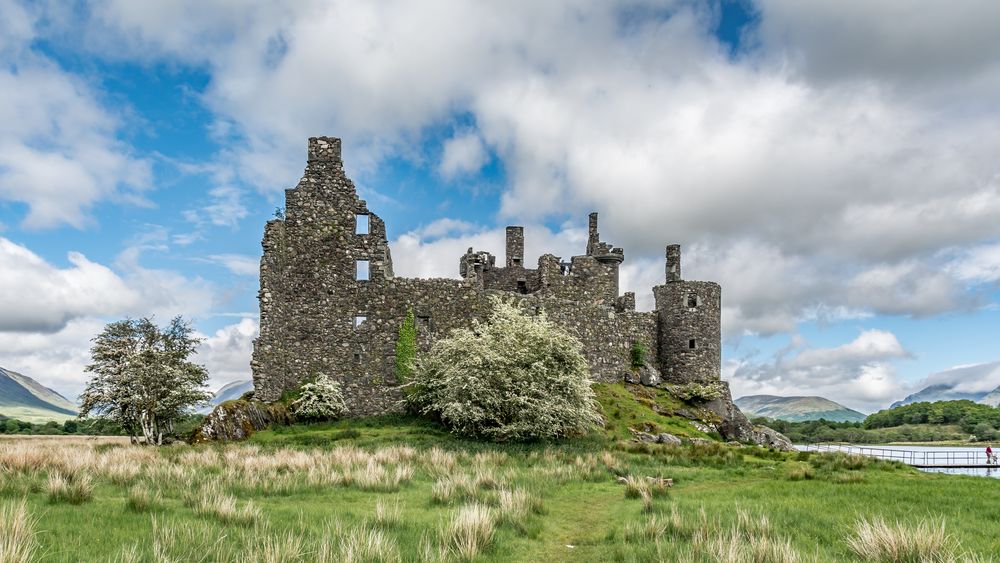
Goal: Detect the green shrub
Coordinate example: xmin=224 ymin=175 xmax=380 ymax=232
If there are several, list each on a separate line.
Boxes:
xmin=405 ymin=298 xmax=602 ymax=441
xmin=396 ymin=308 xmax=417 ymax=385
xmin=629 ymin=341 xmax=646 ymax=368
xmin=290 ymin=374 xmax=348 ymax=422
xmin=670 ymin=382 xmax=724 ymax=402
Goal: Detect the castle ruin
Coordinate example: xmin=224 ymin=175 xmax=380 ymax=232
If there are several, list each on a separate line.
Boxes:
xmin=252 ymin=137 xmax=723 ymax=415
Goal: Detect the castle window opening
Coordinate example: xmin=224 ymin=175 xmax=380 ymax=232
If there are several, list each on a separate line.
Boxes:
xmin=689 ymin=339 xmax=698 ymax=349
xmin=356 ymin=214 xmax=369 ymax=234
xmin=353 ymin=315 xmax=367 ymax=328
xmin=417 ymin=315 xmax=432 ymax=333
xmin=356 ymin=260 xmax=369 ymax=281
xmin=687 ymin=295 xmax=699 ymax=308
xmin=517 ymin=279 xmax=527 ymax=294
xmin=353 ymin=352 xmax=362 ymax=364
xmin=512 ymin=257 xmax=522 ymax=267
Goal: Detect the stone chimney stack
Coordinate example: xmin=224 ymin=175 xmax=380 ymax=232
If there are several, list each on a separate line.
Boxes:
xmin=506 ymin=226 xmax=524 ymax=267
xmin=666 ymin=244 xmax=681 ymax=283
xmin=307 ymin=136 xmax=342 ymax=163
xmin=587 ymin=212 xmax=599 ymax=255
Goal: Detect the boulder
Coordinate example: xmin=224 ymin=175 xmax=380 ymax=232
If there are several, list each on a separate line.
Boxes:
xmin=749 ymin=425 xmax=795 ymax=451
xmin=638 ymin=365 xmax=662 ymax=387
xmin=190 ymin=400 xmax=292 ymax=443
xmin=657 ymin=432 xmax=682 ymax=445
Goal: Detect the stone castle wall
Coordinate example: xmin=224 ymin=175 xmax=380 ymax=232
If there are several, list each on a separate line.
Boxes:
xmin=252 ymin=136 xmax=722 ymax=414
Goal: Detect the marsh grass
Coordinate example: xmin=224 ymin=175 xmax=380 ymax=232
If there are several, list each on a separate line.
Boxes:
xmin=0 ymin=499 xmax=38 ymax=563
xmin=443 ymin=503 xmax=496 ymax=560
xmin=125 ymin=484 xmax=161 ymax=512
xmin=46 ymin=472 xmax=93 ymax=504
xmin=846 ymin=517 xmax=960 ymax=562
xmin=371 ymin=499 xmax=403 ymax=528
xmin=336 ymin=525 xmax=401 ymax=563
xmin=185 ymin=485 xmax=261 ymax=526
xmin=3 ymin=425 xmax=1000 ymax=562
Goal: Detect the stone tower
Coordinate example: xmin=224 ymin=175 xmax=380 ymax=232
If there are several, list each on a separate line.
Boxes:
xmin=252 ymin=137 xmax=396 ymax=410
xmin=653 ymin=245 xmax=722 ymax=383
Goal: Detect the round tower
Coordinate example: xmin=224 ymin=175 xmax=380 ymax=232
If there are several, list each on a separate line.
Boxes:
xmin=653 ymin=245 xmax=721 ymax=383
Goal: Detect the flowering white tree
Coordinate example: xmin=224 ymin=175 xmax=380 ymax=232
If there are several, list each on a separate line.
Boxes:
xmin=405 ymin=298 xmax=602 ymax=441
xmin=79 ymin=317 xmax=210 ymax=445
xmin=291 ymin=373 xmax=348 ymax=421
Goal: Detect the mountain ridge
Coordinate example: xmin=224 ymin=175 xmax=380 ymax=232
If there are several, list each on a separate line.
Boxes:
xmin=735 ymin=394 xmax=866 ymax=422
xmin=0 ymin=366 xmax=78 ymax=423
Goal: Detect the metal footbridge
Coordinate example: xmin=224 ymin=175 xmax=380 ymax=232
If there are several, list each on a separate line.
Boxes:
xmin=799 ymin=444 xmax=1000 ymax=469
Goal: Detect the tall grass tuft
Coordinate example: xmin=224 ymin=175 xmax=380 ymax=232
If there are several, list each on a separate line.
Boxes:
xmin=46 ymin=472 xmax=94 ymax=504
xmin=846 ymin=517 xmax=958 ymax=562
xmin=248 ymin=531 xmax=306 ymax=563
xmin=186 ymin=486 xmax=261 ymax=526
xmin=431 ymin=473 xmax=477 ymax=505
xmin=623 ymin=507 xmax=689 ymax=542
xmin=699 ymin=528 xmax=801 ymax=563
xmin=125 ymin=484 xmax=161 ymax=512
xmin=622 ymin=474 xmax=649 ymax=499
xmin=371 ymin=499 xmax=403 ymax=528
xmin=337 ymin=525 xmax=401 ymax=563
xmin=444 ymin=503 xmax=496 ymax=561
xmin=0 ymin=500 xmax=38 ymax=563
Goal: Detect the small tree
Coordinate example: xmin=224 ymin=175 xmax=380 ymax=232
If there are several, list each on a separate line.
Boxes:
xmin=405 ymin=298 xmax=602 ymax=441
xmin=291 ymin=374 xmax=348 ymax=421
xmin=79 ymin=317 xmax=210 ymax=445
xmin=396 ymin=308 xmax=417 ymax=384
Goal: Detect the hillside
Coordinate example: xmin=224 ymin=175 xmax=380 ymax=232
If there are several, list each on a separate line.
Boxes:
xmin=980 ymin=386 xmax=1000 ymax=407
xmin=890 ymin=384 xmax=987 ymax=408
xmin=0 ymin=367 xmax=77 ymax=423
xmin=735 ymin=395 xmax=866 ymax=422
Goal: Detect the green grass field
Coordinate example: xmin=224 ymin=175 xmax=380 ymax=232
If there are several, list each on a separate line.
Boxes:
xmin=1 ymin=386 xmax=998 ymax=561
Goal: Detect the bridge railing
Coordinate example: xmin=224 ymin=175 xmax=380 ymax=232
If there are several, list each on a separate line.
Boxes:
xmin=799 ymin=444 xmax=997 ymax=467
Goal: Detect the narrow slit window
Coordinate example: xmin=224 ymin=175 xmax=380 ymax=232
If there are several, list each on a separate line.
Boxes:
xmin=356 ymin=260 xmax=369 ymax=281
xmin=353 ymin=315 xmax=367 ymax=329
xmin=687 ymin=295 xmax=698 ymax=308
xmin=353 ymin=352 xmax=362 ymax=364
xmin=517 ymin=279 xmax=528 ymax=294
xmin=356 ymin=214 xmax=369 ymax=234
xmin=688 ymin=339 xmax=697 ymax=349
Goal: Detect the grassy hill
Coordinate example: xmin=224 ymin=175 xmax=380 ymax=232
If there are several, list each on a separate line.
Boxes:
xmin=735 ymin=395 xmax=866 ymax=422
xmin=0 ymin=367 xmax=77 ymax=423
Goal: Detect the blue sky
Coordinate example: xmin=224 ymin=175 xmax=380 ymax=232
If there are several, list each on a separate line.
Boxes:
xmin=1 ymin=0 xmax=999 ymax=411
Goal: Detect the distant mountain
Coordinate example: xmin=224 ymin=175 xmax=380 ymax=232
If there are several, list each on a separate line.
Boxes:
xmin=198 ymin=380 xmax=253 ymax=413
xmin=735 ymin=395 xmax=867 ymax=423
xmin=0 ymin=366 xmax=78 ymax=423
xmin=889 ymin=384 xmax=988 ymax=408
xmin=980 ymin=386 xmax=1000 ymax=407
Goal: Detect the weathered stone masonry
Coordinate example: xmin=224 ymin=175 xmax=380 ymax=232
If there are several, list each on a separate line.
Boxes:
xmin=252 ymin=137 xmax=724 ymax=415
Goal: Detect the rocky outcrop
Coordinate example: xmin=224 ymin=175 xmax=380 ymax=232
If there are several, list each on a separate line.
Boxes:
xmin=691 ymin=381 xmax=794 ymax=450
xmin=748 ymin=425 xmax=795 ymax=451
xmin=190 ymin=400 xmax=292 ymax=443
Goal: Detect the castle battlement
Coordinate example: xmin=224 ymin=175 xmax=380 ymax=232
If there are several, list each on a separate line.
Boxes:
xmin=252 ymin=137 xmax=722 ymax=415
